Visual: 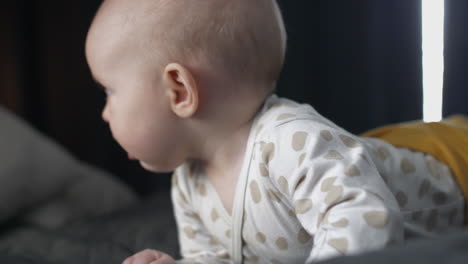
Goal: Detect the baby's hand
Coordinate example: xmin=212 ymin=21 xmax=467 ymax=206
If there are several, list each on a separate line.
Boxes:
xmin=123 ymin=249 xmax=176 ymax=264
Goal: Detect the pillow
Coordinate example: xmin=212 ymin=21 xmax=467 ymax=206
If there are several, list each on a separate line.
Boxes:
xmin=0 ymin=106 xmax=137 ymax=227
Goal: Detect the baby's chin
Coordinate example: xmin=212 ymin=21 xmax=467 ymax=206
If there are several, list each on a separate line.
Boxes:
xmin=139 ymin=160 xmax=177 ymax=173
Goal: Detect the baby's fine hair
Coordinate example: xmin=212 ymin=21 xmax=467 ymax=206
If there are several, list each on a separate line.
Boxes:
xmin=184 ymin=0 xmax=287 ymax=87
xmin=92 ymin=0 xmax=287 ymax=88
xmin=136 ymin=0 xmax=287 ymax=87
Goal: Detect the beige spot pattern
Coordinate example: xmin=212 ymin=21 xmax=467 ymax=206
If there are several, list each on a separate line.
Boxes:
xmin=209 ymin=236 xmax=220 ymax=245
xmin=328 ymin=238 xmax=349 ymax=254
xmin=218 ymin=252 xmax=230 ymax=259
xmin=363 ymin=211 xmax=389 ymax=228
xmin=331 ymin=218 xmax=350 ymax=228
xmin=275 ymin=237 xmax=288 ymax=250
xmin=211 ymin=208 xmax=219 ymax=222
xmin=298 ymin=228 xmax=313 ymax=244
xmin=250 ymin=180 xmax=262 ymax=204
xmin=321 ymin=177 xmax=337 ymax=192
xmin=179 ymin=191 xmax=188 ymax=205
xmin=401 ymin=158 xmax=416 ymax=174
xmin=418 ymin=179 xmax=431 ymax=198
xmin=292 ymin=131 xmax=308 ymax=151
xmin=377 ymin=146 xmax=390 ymax=161
xmin=298 ymin=153 xmax=306 ymax=166
xmin=262 ymin=143 xmax=275 ymax=164
xmin=256 ymin=232 xmax=266 ymax=243
xmin=277 ymin=176 xmax=290 ymax=195
xmin=245 ymin=255 xmax=259 ymax=263
xmin=188 ymin=212 xmax=202 ymax=222
xmin=325 ymin=186 xmax=343 ymax=205
xmin=267 ymin=189 xmax=281 ymax=202
xmin=344 ymin=165 xmax=361 ymax=177
xmin=320 ymin=130 xmax=334 ymax=141
xmin=197 ymin=183 xmax=207 ymax=196
xmin=288 ymin=210 xmax=295 ymax=217
xmin=259 ymin=163 xmax=269 ymax=177
xmin=339 ymin=135 xmax=360 ymax=148
xmin=294 ymin=199 xmax=313 ymax=214
xmin=324 ymin=150 xmax=344 ymax=160
xmin=426 ymin=160 xmax=441 ymax=179
xmin=225 ymin=229 xmax=231 ymax=238
xmin=277 ymin=113 xmax=296 ymax=120
xmin=183 ymin=226 xmax=196 ymax=239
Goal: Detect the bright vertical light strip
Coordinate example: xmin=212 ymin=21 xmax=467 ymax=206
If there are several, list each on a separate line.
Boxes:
xmin=422 ymin=0 xmax=445 ymax=122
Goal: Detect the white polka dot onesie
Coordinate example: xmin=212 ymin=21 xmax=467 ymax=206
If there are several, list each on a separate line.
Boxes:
xmin=171 ymin=95 xmax=465 ymax=264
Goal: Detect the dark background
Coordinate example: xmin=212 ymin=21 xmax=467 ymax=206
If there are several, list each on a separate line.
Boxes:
xmin=1 ymin=0 xmax=466 ymax=196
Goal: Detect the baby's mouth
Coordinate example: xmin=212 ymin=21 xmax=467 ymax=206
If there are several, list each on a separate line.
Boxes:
xmin=128 ymin=153 xmax=137 ymax=160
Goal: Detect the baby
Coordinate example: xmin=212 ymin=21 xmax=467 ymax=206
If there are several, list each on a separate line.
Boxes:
xmin=85 ymin=0 xmax=468 ymax=263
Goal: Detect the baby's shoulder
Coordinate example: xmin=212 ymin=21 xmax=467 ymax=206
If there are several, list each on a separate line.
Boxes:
xmin=254 ymin=96 xmax=347 ymax=145
xmin=251 ymin=96 xmax=368 ymax=178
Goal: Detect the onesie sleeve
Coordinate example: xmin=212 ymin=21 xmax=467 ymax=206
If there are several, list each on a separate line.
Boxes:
xmin=264 ymin=121 xmax=404 ymax=262
xmin=171 ymin=166 xmax=233 ymax=264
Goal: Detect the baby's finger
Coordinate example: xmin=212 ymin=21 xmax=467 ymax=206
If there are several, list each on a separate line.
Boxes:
xmin=149 ymin=253 xmax=176 ymax=264
xmin=148 ymin=260 xmax=170 ymax=264
xmin=133 ymin=250 xmax=161 ymax=264
xmin=122 ymin=256 xmax=134 ymax=264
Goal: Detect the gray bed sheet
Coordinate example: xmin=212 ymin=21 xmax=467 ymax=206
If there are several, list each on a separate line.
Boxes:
xmin=1 ymin=192 xmax=467 ymax=264
xmin=0 ymin=191 xmax=179 ymax=264
xmin=319 ymin=228 xmax=468 ymax=264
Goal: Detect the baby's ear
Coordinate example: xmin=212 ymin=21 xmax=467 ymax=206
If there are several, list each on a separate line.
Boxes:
xmin=163 ymin=63 xmax=199 ymax=118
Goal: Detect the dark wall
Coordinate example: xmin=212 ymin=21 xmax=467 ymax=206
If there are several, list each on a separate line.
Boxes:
xmin=1 ymin=1 xmax=466 ymax=195
xmin=0 ymin=2 xmax=22 ymax=113
xmin=278 ymin=0 xmax=423 ymax=134
xmin=1 ymin=0 xmax=161 ymax=195
xmin=444 ymin=0 xmax=468 ymax=116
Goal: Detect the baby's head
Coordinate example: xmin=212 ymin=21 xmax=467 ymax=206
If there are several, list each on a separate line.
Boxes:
xmin=85 ymin=0 xmax=287 ymax=172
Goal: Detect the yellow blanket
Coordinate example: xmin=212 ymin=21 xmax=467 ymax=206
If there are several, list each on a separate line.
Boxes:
xmin=361 ymin=115 xmax=468 ymax=225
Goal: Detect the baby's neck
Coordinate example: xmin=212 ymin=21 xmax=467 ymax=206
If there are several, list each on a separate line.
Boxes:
xmin=197 ymin=118 xmax=254 ymax=215
xmin=199 ymin=117 xmax=253 ymax=179
xmin=189 ymin=82 xmax=271 ymax=179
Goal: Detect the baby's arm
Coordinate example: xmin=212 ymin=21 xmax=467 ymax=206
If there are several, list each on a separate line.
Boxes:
xmin=267 ymin=122 xmax=404 ymax=262
xmin=122 ymin=169 xmax=230 ymax=264
xmin=171 ymin=168 xmax=232 ymax=264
